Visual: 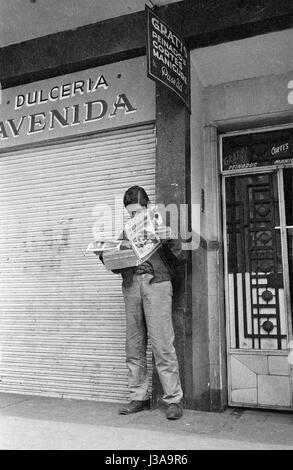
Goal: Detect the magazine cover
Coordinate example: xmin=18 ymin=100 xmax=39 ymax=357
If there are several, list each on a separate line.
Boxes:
xmin=124 ymin=208 xmax=162 ymax=261
xmin=87 ymin=207 xmax=163 ymax=270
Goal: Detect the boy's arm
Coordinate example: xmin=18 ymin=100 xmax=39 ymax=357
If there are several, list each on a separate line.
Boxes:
xmin=157 ymin=225 xmax=187 ymax=264
xmin=165 ymin=237 xmax=187 ymax=264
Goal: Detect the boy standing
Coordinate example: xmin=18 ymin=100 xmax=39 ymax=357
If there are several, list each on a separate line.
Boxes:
xmin=116 ymin=186 xmax=185 ymax=420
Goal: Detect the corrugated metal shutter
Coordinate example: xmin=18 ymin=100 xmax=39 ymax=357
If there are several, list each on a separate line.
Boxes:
xmin=0 ymin=123 xmax=156 ymax=402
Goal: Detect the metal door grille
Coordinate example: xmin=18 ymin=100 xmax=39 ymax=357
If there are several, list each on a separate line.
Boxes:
xmin=226 ymin=173 xmax=287 ymax=350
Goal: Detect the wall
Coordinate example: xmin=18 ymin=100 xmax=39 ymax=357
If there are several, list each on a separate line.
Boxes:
xmin=151 ymin=81 xmax=192 ymax=408
xmin=206 ymin=71 xmax=293 ymax=130
xmin=190 ymin=59 xmax=223 ymax=410
xmin=198 ymin=69 xmax=293 ymax=411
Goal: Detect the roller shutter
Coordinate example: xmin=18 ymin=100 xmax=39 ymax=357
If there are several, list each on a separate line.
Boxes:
xmin=0 ymin=123 xmax=156 ymax=402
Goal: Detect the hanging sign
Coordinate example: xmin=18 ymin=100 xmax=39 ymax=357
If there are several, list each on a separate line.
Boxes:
xmin=146 ymin=5 xmax=190 ymax=110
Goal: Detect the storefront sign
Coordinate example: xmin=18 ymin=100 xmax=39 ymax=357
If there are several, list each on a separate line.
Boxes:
xmin=0 ymin=57 xmax=155 ymax=149
xmin=222 ymin=129 xmax=293 ymax=171
xmin=270 ymin=141 xmax=290 ymax=159
xmin=146 ymin=5 xmax=190 ymax=109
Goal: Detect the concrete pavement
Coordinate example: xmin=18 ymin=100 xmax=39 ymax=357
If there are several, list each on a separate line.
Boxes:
xmin=0 ymin=392 xmax=293 ymax=450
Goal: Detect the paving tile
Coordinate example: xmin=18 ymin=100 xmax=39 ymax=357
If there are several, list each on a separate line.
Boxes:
xmin=234 ymin=354 xmax=268 ymax=375
xmin=258 ymin=375 xmax=291 ymax=407
xmin=231 ymin=388 xmax=257 ymax=405
xmin=230 ymin=355 xmax=257 ymax=389
xmin=268 ymin=355 xmax=290 ymax=376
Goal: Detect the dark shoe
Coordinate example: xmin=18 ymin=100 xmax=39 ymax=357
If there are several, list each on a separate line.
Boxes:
xmin=119 ymin=399 xmax=150 ymax=415
xmin=166 ymin=403 xmax=183 ymax=420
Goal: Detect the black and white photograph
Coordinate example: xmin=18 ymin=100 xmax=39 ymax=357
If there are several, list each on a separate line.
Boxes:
xmin=0 ymin=0 xmax=293 ymax=455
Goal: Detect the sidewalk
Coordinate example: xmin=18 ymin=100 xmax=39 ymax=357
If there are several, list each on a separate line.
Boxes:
xmin=0 ymin=392 xmax=293 ymax=450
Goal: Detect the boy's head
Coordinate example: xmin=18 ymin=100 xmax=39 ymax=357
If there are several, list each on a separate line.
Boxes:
xmin=123 ymin=186 xmax=150 ymax=218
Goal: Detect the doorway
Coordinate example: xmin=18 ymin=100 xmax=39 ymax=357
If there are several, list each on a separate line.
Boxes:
xmin=222 ymin=133 xmax=293 ymax=409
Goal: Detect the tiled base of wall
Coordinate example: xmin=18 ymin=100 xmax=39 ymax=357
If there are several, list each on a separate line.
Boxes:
xmin=230 ymin=353 xmax=292 ymax=409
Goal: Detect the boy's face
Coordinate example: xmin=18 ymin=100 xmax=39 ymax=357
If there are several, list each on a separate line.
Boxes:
xmin=125 ymin=203 xmax=146 ymax=218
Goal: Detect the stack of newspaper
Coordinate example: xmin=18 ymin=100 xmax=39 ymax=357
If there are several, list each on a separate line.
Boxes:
xmin=87 ymin=208 xmax=162 ymax=270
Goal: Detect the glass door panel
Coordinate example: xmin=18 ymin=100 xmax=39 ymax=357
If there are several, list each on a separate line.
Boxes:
xmin=284 ymin=168 xmax=293 ymax=331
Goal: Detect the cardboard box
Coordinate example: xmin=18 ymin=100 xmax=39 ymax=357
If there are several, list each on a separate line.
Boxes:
xmin=87 ymin=206 xmax=162 ymax=270
xmin=103 ymin=248 xmax=139 ymax=270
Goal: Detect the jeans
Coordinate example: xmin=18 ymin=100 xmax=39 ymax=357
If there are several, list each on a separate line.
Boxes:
xmin=122 ymin=273 xmax=183 ymax=404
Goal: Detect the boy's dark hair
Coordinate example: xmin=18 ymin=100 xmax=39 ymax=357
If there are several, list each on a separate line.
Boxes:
xmin=123 ymin=186 xmax=150 ymax=208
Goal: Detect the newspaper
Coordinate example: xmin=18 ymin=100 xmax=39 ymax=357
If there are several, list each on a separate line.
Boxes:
xmin=123 ymin=208 xmax=162 ymax=262
xmin=86 ymin=239 xmax=122 ymax=253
